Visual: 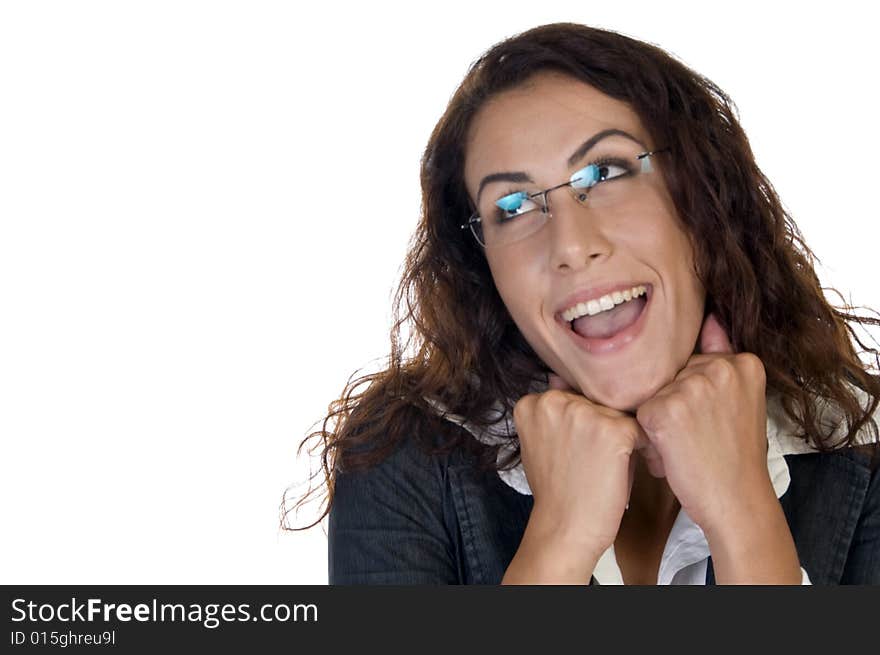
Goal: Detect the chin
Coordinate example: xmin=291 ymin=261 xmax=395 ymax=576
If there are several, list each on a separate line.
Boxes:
xmin=583 ymin=390 xmax=641 ymax=415
xmin=575 ymin=368 xmax=670 ymax=415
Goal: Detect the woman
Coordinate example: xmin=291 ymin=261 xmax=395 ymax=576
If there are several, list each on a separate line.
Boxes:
xmin=285 ymin=22 xmax=880 ymax=584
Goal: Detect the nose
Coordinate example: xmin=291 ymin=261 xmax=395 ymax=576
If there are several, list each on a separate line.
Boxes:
xmin=545 ymin=188 xmax=613 ymax=272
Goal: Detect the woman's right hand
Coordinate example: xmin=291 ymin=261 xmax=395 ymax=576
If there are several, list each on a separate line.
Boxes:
xmin=511 ymin=374 xmax=652 ymax=569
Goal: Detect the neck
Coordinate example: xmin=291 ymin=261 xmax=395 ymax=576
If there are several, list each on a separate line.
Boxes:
xmin=622 ymin=453 xmax=680 ymax=529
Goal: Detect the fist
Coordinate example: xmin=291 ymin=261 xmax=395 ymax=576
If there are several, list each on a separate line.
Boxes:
xmin=634 ymin=313 xmax=771 ymax=532
xmin=513 ymin=379 xmax=651 ymax=556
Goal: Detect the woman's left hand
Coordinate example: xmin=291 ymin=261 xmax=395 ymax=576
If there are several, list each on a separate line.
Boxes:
xmin=635 ymin=313 xmax=775 ymax=535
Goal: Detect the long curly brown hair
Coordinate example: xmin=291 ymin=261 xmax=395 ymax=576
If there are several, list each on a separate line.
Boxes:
xmin=282 ymin=22 xmax=880 ymax=532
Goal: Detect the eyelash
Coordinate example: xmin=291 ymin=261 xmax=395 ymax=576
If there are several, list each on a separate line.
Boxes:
xmin=496 ymin=155 xmax=633 ymax=205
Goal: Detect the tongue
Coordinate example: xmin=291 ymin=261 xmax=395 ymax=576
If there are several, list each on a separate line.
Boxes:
xmin=572 ymin=296 xmax=646 ymax=339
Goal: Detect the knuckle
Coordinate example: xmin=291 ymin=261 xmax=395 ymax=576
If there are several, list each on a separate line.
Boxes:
xmin=739 ymin=352 xmax=766 ymax=379
xmin=664 ymin=395 xmax=689 ymax=422
xmin=707 ymin=357 xmax=736 ymax=381
xmin=561 ymin=400 xmax=587 ymax=428
xmin=512 ymin=395 xmax=534 ymax=421
xmin=688 ymin=373 xmax=713 ymax=393
xmin=541 ymin=389 xmax=567 ymax=405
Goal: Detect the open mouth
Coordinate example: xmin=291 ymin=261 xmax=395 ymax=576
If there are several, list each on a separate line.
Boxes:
xmin=563 ymin=284 xmax=652 ymax=353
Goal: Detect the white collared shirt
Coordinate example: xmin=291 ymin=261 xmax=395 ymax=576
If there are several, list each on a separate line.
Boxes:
xmin=428 ymin=382 xmax=879 ymax=585
xmin=591 ymin=424 xmax=810 ymax=584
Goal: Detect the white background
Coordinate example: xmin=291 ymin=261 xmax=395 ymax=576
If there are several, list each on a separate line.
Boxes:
xmin=1 ymin=1 xmax=878 ymax=584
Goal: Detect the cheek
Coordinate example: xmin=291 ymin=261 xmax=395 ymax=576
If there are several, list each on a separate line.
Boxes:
xmin=671 ymin=232 xmax=705 ymax=309
xmin=486 ymin=251 xmax=548 ymax=331
xmin=665 ymin=236 xmax=707 ymax=355
xmin=490 ymin=281 xmax=560 ymax=374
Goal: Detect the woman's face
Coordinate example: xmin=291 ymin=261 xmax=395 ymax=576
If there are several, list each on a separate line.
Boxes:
xmin=463 ymin=71 xmax=706 ymax=413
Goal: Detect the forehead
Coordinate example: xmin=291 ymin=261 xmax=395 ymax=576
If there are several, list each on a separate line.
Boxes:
xmin=464 ymin=71 xmax=648 ymax=196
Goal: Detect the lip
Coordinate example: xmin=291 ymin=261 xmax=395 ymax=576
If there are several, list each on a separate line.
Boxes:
xmin=555 ymin=282 xmax=653 ymax=319
xmin=558 ymin=283 xmax=653 ymax=355
xmin=554 ymin=282 xmax=652 ymax=323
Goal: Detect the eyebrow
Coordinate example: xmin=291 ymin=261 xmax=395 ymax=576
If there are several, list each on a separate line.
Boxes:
xmin=475 ymin=128 xmax=648 ymax=206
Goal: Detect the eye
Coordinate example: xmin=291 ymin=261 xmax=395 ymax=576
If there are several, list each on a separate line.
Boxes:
xmin=569 ymin=164 xmax=600 ymax=189
xmin=569 ymin=158 xmax=631 ymax=189
xmin=494 ymin=191 xmax=540 ymax=223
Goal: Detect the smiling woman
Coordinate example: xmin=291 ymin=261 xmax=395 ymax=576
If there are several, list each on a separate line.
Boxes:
xmin=283 ymin=22 xmax=880 ymax=585
xmin=464 ymin=76 xmax=706 ymax=409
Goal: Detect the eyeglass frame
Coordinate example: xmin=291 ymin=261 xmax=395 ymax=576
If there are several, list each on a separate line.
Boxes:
xmin=460 ymin=146 xmax=671 ymax=248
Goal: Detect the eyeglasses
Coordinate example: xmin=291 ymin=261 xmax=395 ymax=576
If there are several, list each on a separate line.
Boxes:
xmin=461 ymin=146 xmax=670 ymax=248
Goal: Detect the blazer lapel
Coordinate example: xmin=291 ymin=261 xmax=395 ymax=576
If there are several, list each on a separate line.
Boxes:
xmin=779 ymin=449 xmax=871 ymax=584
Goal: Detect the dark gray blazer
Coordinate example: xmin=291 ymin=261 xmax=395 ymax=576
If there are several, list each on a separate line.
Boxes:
xmin=328 ymin=422 xmax=880 ymax=585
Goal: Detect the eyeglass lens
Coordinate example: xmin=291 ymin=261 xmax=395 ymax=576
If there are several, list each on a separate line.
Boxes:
xmin=471 ymin=142 xmax=662 ymax=248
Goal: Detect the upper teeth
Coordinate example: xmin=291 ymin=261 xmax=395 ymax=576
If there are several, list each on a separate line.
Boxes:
xmin=561 ymin=285 xmax=648 ymax=322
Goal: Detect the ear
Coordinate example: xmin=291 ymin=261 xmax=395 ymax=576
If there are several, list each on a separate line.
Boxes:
xmin=698 ymin=312 xmax=734 ymax=354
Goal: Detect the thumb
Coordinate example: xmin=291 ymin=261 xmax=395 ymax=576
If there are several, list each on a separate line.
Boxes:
xmin=698 ymin=312 xmax=734 ymax=354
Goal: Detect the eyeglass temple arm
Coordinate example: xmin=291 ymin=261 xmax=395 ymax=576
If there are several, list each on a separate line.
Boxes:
xmin=637 ymin=146 xmax=671 ymax=159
